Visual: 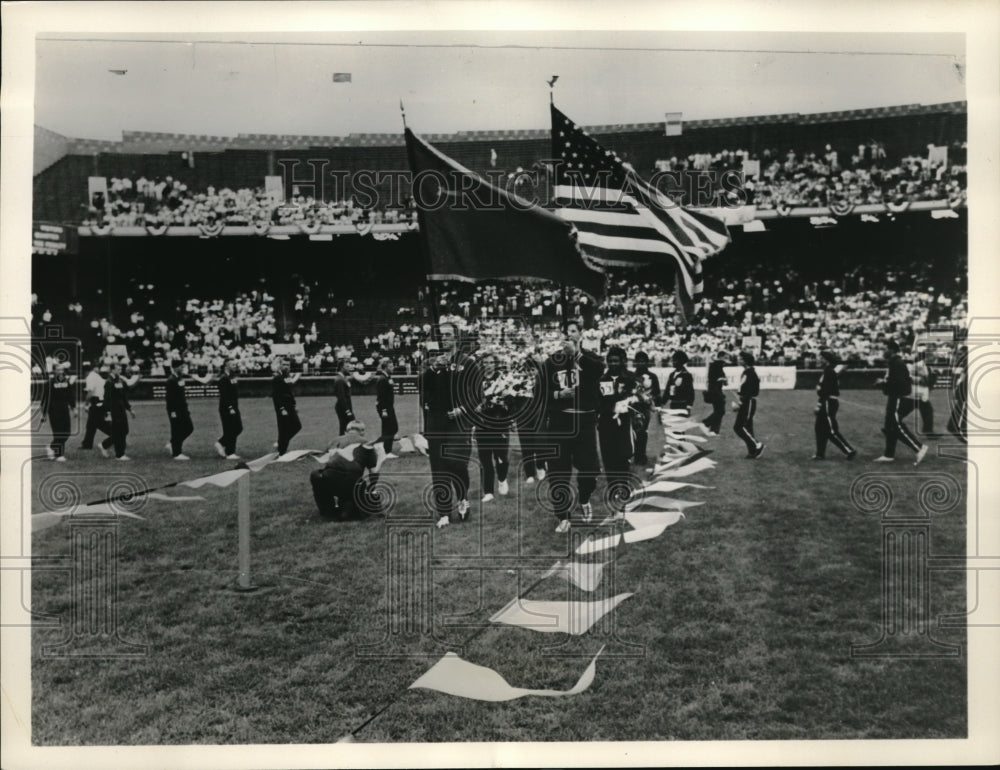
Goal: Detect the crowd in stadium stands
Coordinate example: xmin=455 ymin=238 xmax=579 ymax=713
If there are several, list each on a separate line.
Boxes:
xmin=655 ymin=140 xmax=967 ymax=209
xmin=77 ymin=138 xmax=966 ymax=228
xmin=32 ymin=260 xmax=966 ymax=378
xmin=81 ymin=177 xmax=420 ymax=229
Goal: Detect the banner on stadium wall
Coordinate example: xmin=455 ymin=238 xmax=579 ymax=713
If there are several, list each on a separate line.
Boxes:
xmin=88 ymin=176 xmax=108 ymax=208
xmin=270 ymin=343 xmax=304 ymax=357
xmin=264 ymin=175 xmax=284 ymax=204
xmin=32 ymin=222 xmax=79 ymax=255
xmin=650 ymin=366 xmax=796 ymax=390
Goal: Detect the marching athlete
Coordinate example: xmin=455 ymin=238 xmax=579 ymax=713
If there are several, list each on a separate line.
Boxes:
xmin=597 ymin=346 xmax=637 ymax=512
xmin=79 ymin=362 xmax=110 ymax=450
xmin=733 ymin=351 xmax=765 ymax=459
xmin=472 ymin=352 xmax=511 ymax=504
xmin=421 ymin=321 xmax=474 ymax=527
xmin=100 ymin=362 xmax=136 ymax=460
xmin=664 ymin=350 xmax=695 ymax=414
xmin=701 ymin=351 xmax=729 ymax=436
xmin=875 ymin=340 xmax=928 ymax=465
xmin=631 ymin=350 xmax=661 ymax=466
xmin=813 ymin=350 xmax=857 ymax=460
xmin=272 ymin=358 xmax=302 ymax=455
xmin=544 ymin=320 xmax=605 ymax=531
xmin=165 ymin=360 xmax=194 ymax=460
xmin=40 ymin=363 xmax=77 ymax=461
xmin=375 ymin=357 xmax=399 ymax=457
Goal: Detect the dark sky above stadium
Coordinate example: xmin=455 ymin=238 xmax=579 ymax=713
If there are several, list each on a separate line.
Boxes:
xmin=35 ymin=30 xmax=965 ymax=141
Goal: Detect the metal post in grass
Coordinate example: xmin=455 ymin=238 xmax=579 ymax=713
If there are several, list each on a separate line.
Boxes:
xmin=234 ymin=470 xmax=259 ymax=593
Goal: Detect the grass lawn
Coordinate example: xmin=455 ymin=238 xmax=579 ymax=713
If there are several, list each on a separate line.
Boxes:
xmin=29 ymin=389 xmax=967 ymax=743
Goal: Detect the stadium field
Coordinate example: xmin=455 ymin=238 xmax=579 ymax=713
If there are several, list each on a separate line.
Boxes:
xmin=30 ymin=390 xmax=967 ymax=743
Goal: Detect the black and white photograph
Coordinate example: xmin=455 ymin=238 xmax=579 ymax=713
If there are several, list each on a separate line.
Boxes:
xmin=2 ymin=2 xmax=999 ymax=768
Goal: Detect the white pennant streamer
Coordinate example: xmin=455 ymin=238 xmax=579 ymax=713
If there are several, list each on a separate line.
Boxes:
xmin=490 ymin=594 xmax=633 ymax=635
xmin=638 ymin=480 xmax=710 ymax=495
xmin=246 ymin=452 xmax=279 ymax=471
xmin=542 ymin=560 xmax=607 ymax=592
xmin=575 ymin=532 xmax=622 ymax=555
xmin=665 ymin=432 xmax=707 ymax=444
xmin=274 ymin=449 xmax=322 ymax=463
xmin=409 ymin=646 xmax=605 ymax=701
xmin=145 ymin=492 xmax=205 ymax=502
xmin=181 ymin=469 xmax=249 ymax=489
xmin=625 ymin=496 xmax=703 ymax=511
xmin=33 ymin=503 xmax=146 ymax=532
xmin=624 ymin=510 xmax=686 ymax=530
xmin=622 ymin=522 xmax=670 ymax=543
xmin=653 ymin=457 xmax=716 ymax=478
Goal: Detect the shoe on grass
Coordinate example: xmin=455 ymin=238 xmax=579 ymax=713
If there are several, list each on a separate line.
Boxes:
xmin=116 ymin=455 xmax=131 ymax=461
xmin=457 ymin=499 xmax=470 ymax=520
xmin=525 ymin=476 xmax=535 ymax=485
xmin=536 ymin=468 xmax=546 ymax=482
xmin=226 ymin=454 xmax=241 ymax=460
xmin=914 ymin=445 xmax=928 ymax=466
xmin=846 ymin=450 xmax=857 ymax=460
xmin=498 ymin=479 xmax=509 ymax=496
xmin=174 ymin=454 xmax=191 ymax=461
xmin=100 ymin=445 xmax=111 ymax=458
xmin=436 ymin=515 xmax=450 ymax=529
xmin=481 ymin=493 xmax=495 ymax=503
xmin=555 ymin=519 xmax=570 ymax=534
xmin=55 ymin=455 xmax=67 ymax=462
xmin=214 ymin=441 xmax=226 ymax=458
xmin=873 ymin=456 xmax=895 ymax=462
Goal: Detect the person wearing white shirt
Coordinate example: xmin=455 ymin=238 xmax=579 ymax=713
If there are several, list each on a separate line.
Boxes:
xmin=79 ymin=363 xmax=110 ymax=450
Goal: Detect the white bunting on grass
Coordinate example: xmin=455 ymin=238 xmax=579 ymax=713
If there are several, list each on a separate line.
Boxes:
xmin=575 ymin=532 xmax=622 ymax=555
xmin=246 ymin=452 xmax=279 ymax=471
xmin=181 ymin=469 xmax=249 ymax=489
xmin=409 ymin=646 xmax=605 ymax=701
xmin=622 ymin=522 xmax=671 ymax=543
xmin=274 ymin=449 xmax=322 ymax=463
xmin=624 ymin=509 xmax=686 ymax=530
xmin=639 ymin=480 xmax=711 ymax=495
xmin=542 ymin=560 xmax=607 ymax=592
xmin=625 ymin=496 xmax=703 ymax=512
xmin=490 ymin=594 xmax=633 ymax=635
xmin=653 ymin=457 xmax=716 ymax=478
xmin=665 ymin=431 xmax=707 ymax=444
xmin=145 ymin=492 xmax=205 ymax=502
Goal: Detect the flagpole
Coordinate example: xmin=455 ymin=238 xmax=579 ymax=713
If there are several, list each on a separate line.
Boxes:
xmin=400 ymin=102 xmax=441 ymax=329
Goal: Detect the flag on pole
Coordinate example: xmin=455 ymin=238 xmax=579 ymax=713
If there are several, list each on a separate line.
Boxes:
xmin=550 ymin=105 xmax=729 ymax=316
xmin=404 ymin=128 xmax=606 ymax=299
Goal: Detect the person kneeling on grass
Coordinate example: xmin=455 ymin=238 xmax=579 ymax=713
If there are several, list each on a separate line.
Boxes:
xmin=310 ymin=442 xmax=382 ymax=521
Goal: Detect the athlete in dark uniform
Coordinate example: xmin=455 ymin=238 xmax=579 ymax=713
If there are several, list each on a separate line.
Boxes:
xmin=813 ymin=350 xmax=856 ymax=460
xmin=100 ymin=363 xmax=136 ymax=460
xmin=272 ymin=359 xmax=302 ymax=455
xmin=41 ymin=363 xmax=77 ymax=461
xmin=946 ymin=344 xmax=967 ymax=443
xmin=875 ymin=340 xmax=927 ymax=464
xmin=513 ymin=351 xmax=549 ymax=484
xmin=701 ymin=351 xmax=729 ymax=436
xmin=375 ymin=357 xmax=399 ymax=456
xmin=597 ymin=346 xmax=636 ymax=511
xmin=733 ymin=351 xmax=764 ymax=458
xmin=165 ymin=361 xmax=194 ymax=460
xmin=472 ymin=352 xmax=512 ymax=503
xmin=79 ymin=362 xmax=110 ymax=450
xmin=631 ymin=351 xmax=661 ymax=466
xmin=216 ymin=361 xmax=243 ymax=459
xmin=544 ymin=320 xmax=605 ymax=531
xmin=664 ymin=350 xmax=695 ymax=414
xmin=332 ymin=362 xmax=356 ymax=436
xmin=421 ymin=321 xmax=474 ymax=527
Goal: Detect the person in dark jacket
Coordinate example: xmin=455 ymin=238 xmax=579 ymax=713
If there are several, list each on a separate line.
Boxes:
xmin=421 ymin=321 xmax=474 ymax=527
xmin=272 ymin=358 xmax=302 ymax=455
xmin=597 ymin=346 xmax=637 ymax=511
xmin=375 ymin=357 xmax=399 ymax=456
xmin=701 ymin=350 xmax=730 ymax=436
xmin=205 ymin=361 xmax=242 ymax=459
xmin=733 ymin=351 xmax=765 ymax=458
xmin=100 ymin=362 xmax=136 ymax=460
xmin=631 ymin=350 xmax=660 ymax=466
xmin=310 ymin=443 xmax=380 ymax=521
xmin=665 ymin=350 xmax=695 ymax=414
xmin=875 ymin=340 xmax=927 ymax=464
xmin=813 ymin=350 xmax=856 ymax=460
xmin=512 ymin=351 xmax=549 ymax=485
xmin=544 ymin=320 xmax=605 ymax=531
xmin=332 ymin=362 xmax=357 ymax=436
xmin=165 ymin=360 xmax=194 ymax=460
xmin=40 ymin=363 xmax=77 ymax=461
xmin=471 ymin=352 xmax=513 ymax=503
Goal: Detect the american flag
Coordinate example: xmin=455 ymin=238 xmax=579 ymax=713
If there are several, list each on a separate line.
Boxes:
xmin=550 ymin=105 xmax=730 ymax=313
